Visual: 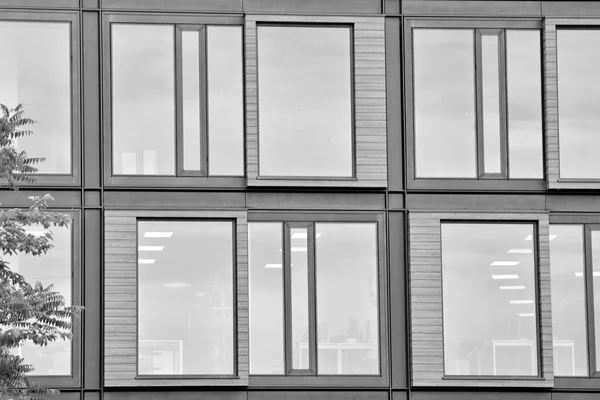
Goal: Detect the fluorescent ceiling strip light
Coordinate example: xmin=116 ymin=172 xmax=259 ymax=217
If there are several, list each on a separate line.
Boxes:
xmin=138 ymin=246 xmax=164 ymax=251
xmin=509 ymin=300 xmax=534 ymax=304
xmin=162 ymin=282 xmax=190 ymax=288
xmin=575 ymin=272 xmax=600 ymax=277
xmin=291 ymin=232 xmax=322 ymax=239
xmin=525 ymin=235 xmax=532 ymax=241
xmin=492 ymin=274 xmax=519 ymax=280
xmin=143 ymin=232 xmax=173 ymax=238
xmin=265 ymin=264 xmax=282 ymax=269
xmin=291 ymin=247 xmax=307 ymax=252
xmin=518 ymin=313 xmax=534 ymax=317
xmin=499 ymin=285 xmax=526 ymax=290
xmin=491 ymin=261 xmax=520 ymax=266
xmin=138 ymin=259 xmax=156 ymax=264
xmin=507 ymin=249 xmax=532 ymax=254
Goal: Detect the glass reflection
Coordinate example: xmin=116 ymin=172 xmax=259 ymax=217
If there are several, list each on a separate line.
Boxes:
xmin=248 ymin=223 xmax=284 ymax=374
xmin=413 ymin=29 xmax=476 ymax=178
xmin=549 ymin=225 xmax=588 ymax=376
xmin=137 ymin=221 xmax=234 ymax=375
xmin=112 ymin=24 xmax=175 ymax=175
xmin=257 ymin=26 xmax=352 ymax=177
xmin=441 ymin=223 xmax=538 ymax=376
xmin=0 ymin=22 xmax=71 ymax=174
xmin=207 ymin=26 xmax=244 ymax=176
xmin=6 ymin=224 xmax=72 ymax=375
xmin=557 ymin=30 xmax=600 ymax=179
xmin=315 ymin=223 xmax=379 ymax=375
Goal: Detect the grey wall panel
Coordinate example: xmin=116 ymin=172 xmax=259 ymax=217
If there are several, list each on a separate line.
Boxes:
xmin=103 ymin=191 xmax=246 ymax=209
xmin=84 ymin=393 xmax=100 ymax=400
xmin=83 ymin=11 xmax=101 ymax=188
xmin=102 ymin=0 xmax=242 ymax=12
xmin=542 ymin=1 xmax=600 ymax=16
xmin=389 ymin=212 xmax=407 ymax=388
xmin=406 ymin=194 xmax=546 ymax=211
xmin=246 ymin=192 xmax=385 ymax=210
xmin=403 ymin=0 xmax=541 ymax=16
xmin=105 ymin=392 xmax=246 ymax=400
xmin=243 ymin=0 xmax=382 ymax=14
xmin=83 ymin=0 xmax=100 ymax=8
xmin=553 ymin=394 xmax=600 ymax=400
xmin=84 ymin=209 xmax=101 ymax=389
xmin=392 ymin=392 xmax=407 ymax=400
xmin=389 ymin=193 xmax=404 ymax=210
xmin=547 ymin=195 xmax=600 ymax=212
xmin=386 ymin=17 xmax=403 ymax=191
xmin=411 ymin=392 xmax=550 ymax=400
xmin=0 ymin=0 xmax=79 ymax=7
xmin=0 ymin=190 xmax=81 ymax=208
xmin=385 ymin=0 xmax=400 ymax=14
xmin=249 ymin=392 xmax=388 ymax=400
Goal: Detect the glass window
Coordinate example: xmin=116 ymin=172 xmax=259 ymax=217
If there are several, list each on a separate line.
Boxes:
xmin=137 ymin=220 xmax=234 ymax=375
xmin=549 ymin=225 xmax=588 ymax=376
xmin=557 ymin=29 xmax=600 ymax=179
xmin=111 ymin=23 xmax=243 ymax=177
xmin=412 ymin=28 xmax=543 ymax=180
xmin=257 ymin=26 xmax=353 ymax=177
xmin=6 ymin=223 xmax=72 ymax=375
xmin=0 ymin=21 xmax=71 ymax=174
xmin=441 ymin=223 xmax=538 ymax=376
xmin=248 ymin=221 xmax=380 ymax=376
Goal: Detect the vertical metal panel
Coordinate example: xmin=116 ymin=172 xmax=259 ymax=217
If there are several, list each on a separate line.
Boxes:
xmin=389 ymin=212 xmax=407 ymax=388
xmin=83 ymin=10 xmax=101 ymax=188
xmin=385 ymin=17 xmax=403 ymax=191
xmin=84 ymin=209 xmax=102 ymax=388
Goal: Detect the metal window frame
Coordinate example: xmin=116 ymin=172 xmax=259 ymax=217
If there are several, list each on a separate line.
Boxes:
xmin=0 ymin=11 xmax=81 ymax=187
xmin=247 ymin=212 xmax=389 ymax=388
xmin=404 ymin=18 xmax=545 ymax=191
xmin=102 ymin=13 xmax=246 ymax=188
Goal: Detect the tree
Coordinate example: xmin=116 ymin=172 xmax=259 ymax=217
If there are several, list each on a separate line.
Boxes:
xmin=0 ymin=104 xmax=78 ymax=399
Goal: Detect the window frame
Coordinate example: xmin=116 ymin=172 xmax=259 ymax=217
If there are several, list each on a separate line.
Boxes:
xmin=404 ymin=18 xmax=545 ymax=191
xmin=22 ymin=209 xmax=82 ymax=388
xmin=544 ymin=19 xmax=600 ymax=189
xmin=550 ymin=214 xmax=600 ymax=388
xmin=102 ymin=13 xmax=246 ymax=188
xmin=247 ymin=212 xmax=389 ymax=388
xmin=245 ymin=15 xmax=388 ymax=188
xmin=0 ymin=11 xmax=81 ymax=187
xmin=408 ymin=212 xmax=553 ymax=388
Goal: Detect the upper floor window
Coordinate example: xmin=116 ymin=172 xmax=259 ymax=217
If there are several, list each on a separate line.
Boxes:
xmin=257 ymin=25 xmax=353 ymax=178
xmin=109 ymin=17 xmax=243 ymax=178
xmin=406 ymin=20 xmax=543 ymax=187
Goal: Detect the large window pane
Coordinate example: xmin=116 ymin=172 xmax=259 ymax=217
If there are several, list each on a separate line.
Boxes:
xmin=441 ymin=223 xmax=538 ymax=376
xmin=550 ymin=225 xmax=588 ymax=376
xmin=481 ymin=34 xmax=502 ymax=174
xmin=413 ymin=29 xmax=476 ymax=178
xmin=138 ymin=220 xmax=234 ymax=375
xmin=207 ymin=26 xmax=244 ymax=176
xmin=257 ymin=26 xmax=352 ymax=177
xmin=290 ymin=227 xmax=310 ymax=370
xmin=557 ymin=30 xmax=600 ymax=179
xmin=0 ymin=22 xmax=71 ymax=174
xmin=112 ymin=24 xmax=175 ymax=175
xmin=315 ymin=223 xmax=379 ymax=375
xmin=506 ymin=30 xmax=543 ymax=179
xmin=249 ymin=223 xmax=284 ymax=374
xmin=6 ymin=224 xmax=72 ymax=375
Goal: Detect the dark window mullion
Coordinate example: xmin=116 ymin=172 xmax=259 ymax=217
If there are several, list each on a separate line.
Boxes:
xmin=498 ymin=29 xmax=509 ymax=179
xmin=585 ymin=225 xmax=600 ymax=377
xmin=283 ymin=222 xmax=294 ymax=375
xmin=175 ymin=25 xmax=184 ymax=176
xmin=199 ymin=25 xmax=209 ymax=176
xmin=307 ymin=223 xmax=318 ymax=375
xmin=474 ymin=29 xmax=485 ymax=178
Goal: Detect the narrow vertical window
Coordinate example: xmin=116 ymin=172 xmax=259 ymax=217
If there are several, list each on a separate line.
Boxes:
xmin=550 ymin=225 xmax=588 ymax=376
xmin=441 ymin=223 xmax=538 ymax=376
xmin=480 ymin=32 xmax=503 ymax=175
xmin=181 ymin=29 xmax=202 ymax=171
xmin=137 ymin=220 xmax=234 ymax=375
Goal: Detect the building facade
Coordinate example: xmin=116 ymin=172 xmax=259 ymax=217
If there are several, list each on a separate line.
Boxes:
xmin=1 ymin=0 xmax=599 ymax=400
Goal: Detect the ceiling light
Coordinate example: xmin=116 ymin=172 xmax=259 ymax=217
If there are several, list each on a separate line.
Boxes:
xmin=500 ymin=285 xmax=526 ymax=290
xmin=510 ymin=300 xmax=534 ymax=304
xmin=138 ymin=246 xmax=164 ymax=251
xmin=491 ymin=261 xmax=520 ymax=266
xmin=550 ymin=235 xmax=557 ymax=241
xmin=265 ymin=264 xmax=282 ymax=269
xmin=525 ymin=235 xmax=532 ymax=241
xmin=143 ymin=232 xmax=173 ymax=238
xmin=291 ymin=232 xmax=322 ymax=239
xmin=292 ymin=247 xmax=307 ymax=252
xmin=508 ymin=249 xmax=532 ymax=254
xmin=575 ymin=272 xmax=600 ymax=277
xmin=518 ymin=313 xmax=534 ymax=317
xmin=492 ymin=274 xmax=519 ymax=280
xmin=138 ymin=259 xmax=155 ymax=264
xmin=162 ymin=282 xmax=191 ymax=288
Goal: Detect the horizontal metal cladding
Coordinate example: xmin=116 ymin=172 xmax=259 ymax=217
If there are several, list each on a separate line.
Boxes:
xmin=402 ymin=0 xmax=542 ymax=16
xmin=103 ymin=210 xmax=249 ymax=387
xmin=245 ymin=15 xmax=387 ymax=188
xmin=408 ymin=212 xmax=553 ymax=388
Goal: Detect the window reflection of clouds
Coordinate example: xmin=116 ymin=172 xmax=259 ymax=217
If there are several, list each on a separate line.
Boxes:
xmin=0 ymin=22 xmax=71 ymax=174
xmin=413 ymin=29 xmax=477 ymax=178
xmin=441 ymin=223 xmax=538 ymax=376
xmin=558 ymin=30 xmax=600 ymax=179
xmin=258 ymin=26 xmax=352 ymax=177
